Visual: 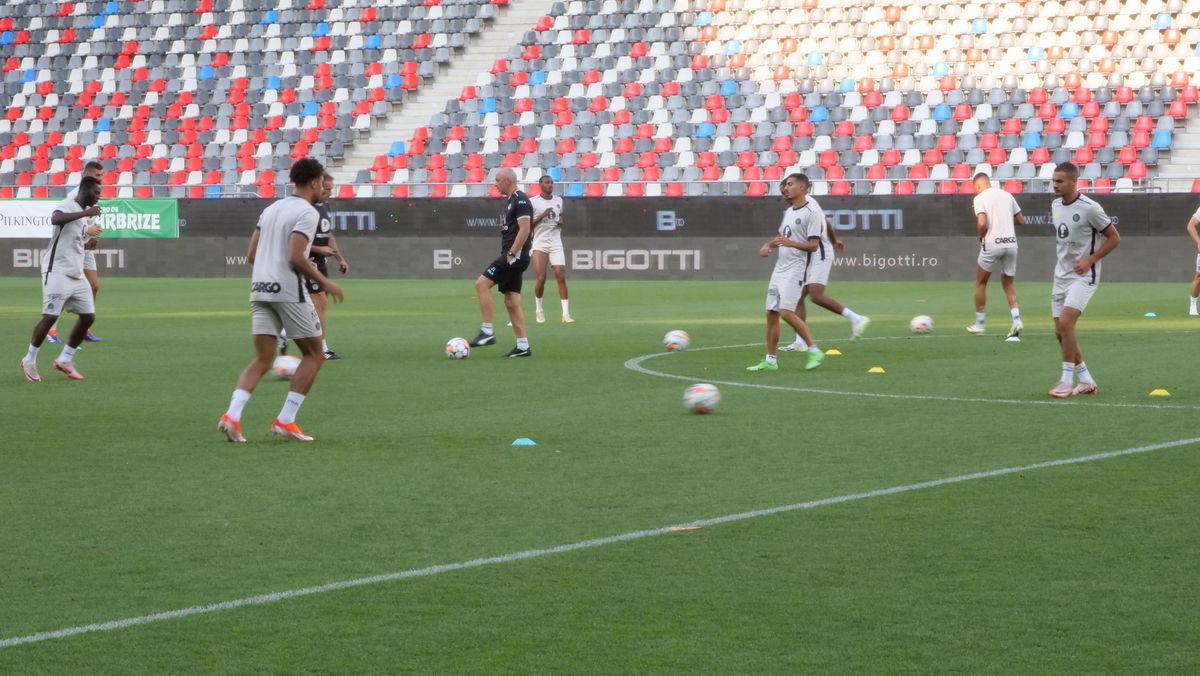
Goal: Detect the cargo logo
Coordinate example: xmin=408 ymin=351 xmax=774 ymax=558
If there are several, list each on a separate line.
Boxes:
xmin=655 ymin=211 xmax=685 ymax=231
xmin=251 ymin=281 xmax=282 ymax=294
xmin=572 ymin=249 xmax=703 ymax=270
xmin=827 ymin=209 xmax=904 ymax=231
xmin=13 ymin=248 xmax=126 ymax=268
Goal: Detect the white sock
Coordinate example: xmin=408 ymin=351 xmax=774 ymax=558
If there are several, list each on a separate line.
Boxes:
xmin=792 ymin=337 xmax=808 ymax=348
xmin=561 ymin=298 xmax=569 ymax=315
xmin=58 ymin=345 xmax=77 ymax=363
xmin=1010 ymin=307 xmax=1021 ymax=321
xmin=516 ymin=337 xmax=530 ymax=350
xmin=1061 ymin=361 xmax=1075 ymax=383
xmin=279 ymin=328 xmax=288 ymax=341
xmin=1191 ymin=297 xmax=1197 ymax=307
xmin=808 ymin=345 xmax=821 ymax=353
xmin=321 ymin=339 xmax=329 ymax=352
xmin=1076 ymin=362 xmax=1095 ymax=385
xmin=23 ymin=344 xmax=39 ymax=364
xmin=765 ymin=354 xmax=777 ymax=365
xmin=226 ymin=388 xmax=252 ymax=422
xmin=975 ymin=312 xmax=986 ymax=327
xmin=481 ymin=322 xmax=494 ymax=335
xmin=535 ymin=297 xmax=544 ymax=313
xmin=841 ymin=307 xmax=862 ymax=323
xmin=277 ymin=391 xmax=306 ymax=424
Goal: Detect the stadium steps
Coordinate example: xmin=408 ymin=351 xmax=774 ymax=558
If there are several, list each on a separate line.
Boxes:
xmin=1155 ymin=109 xmax=1200 ymax=183
xmin=329 ymin=0 xmax=559 ymax=186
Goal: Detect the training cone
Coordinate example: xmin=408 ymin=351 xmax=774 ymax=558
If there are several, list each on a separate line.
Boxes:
xmin=1149 ymin=388 xmax=1170 ymax=397
xmin=825 ymin=348 xmax=842 ymax=356
xmin=511 ymin=437 xmax=537 ymax=446
xmin=1144 ymin=312 xmax=1158 ymax=318
xmin=868 ymin=366 xmax=886 ymax=374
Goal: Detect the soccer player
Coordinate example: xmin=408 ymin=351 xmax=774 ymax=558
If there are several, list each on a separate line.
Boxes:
xmin=1184 ymin=203 xmax=1200 ymax=315
xmin=529 ymin=175 xmax=572 ymax=324
xmin=1047 ymin=162 xmax=1120 ymax=398
xmin=217 ymin=158 xmax=345 ymax=442
xmin=468 ymin=168 xmax=533 ymax=357
xmin=781 ymin=184 xmax=869 ymax=352
xmin=747 ymin=173 xmax=824 ymax=372
xmin=308 ymin=172 xmax=349 ymax=359
xmin=48 ymin=160 xmax=105 ymax=344
xmin=966 ymin=173 xmax=1025 ymax=337
xmin=19 ymin=176 xmax=103 ymax=382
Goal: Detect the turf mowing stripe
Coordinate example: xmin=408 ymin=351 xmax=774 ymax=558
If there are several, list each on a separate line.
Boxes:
xmin=2 ymin=435 xmax=1197 ymax=650
xmin=625 ymin=345 xmax=1200 ymax=411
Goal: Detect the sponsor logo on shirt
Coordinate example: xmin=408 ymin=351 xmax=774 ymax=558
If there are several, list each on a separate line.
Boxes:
xmin=993 ymin=236 xmax=1017 ymax=244
xmin=251 ymin=281 xmax=283 ymax=294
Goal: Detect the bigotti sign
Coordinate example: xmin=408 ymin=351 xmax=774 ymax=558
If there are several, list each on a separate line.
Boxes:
xmin=573 ymin=249 xmax=703 ymax=270
xmin=0 ymin=199 xmax=179 ymax=238
xmin=12 ymin=248 xmax=127 ymax=268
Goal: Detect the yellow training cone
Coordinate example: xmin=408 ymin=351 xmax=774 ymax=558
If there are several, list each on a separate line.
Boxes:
xmin=868 ymin=366 xmax=886 ymax=374
xmin=1149 ymin=388 xmax=1171 ymax=397
xmin=825 ymin=348 xmax=842 ymax=356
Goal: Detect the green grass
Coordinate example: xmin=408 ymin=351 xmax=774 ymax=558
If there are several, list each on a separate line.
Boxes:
xmin=1 ymin=277 xmax=1197 ymax=674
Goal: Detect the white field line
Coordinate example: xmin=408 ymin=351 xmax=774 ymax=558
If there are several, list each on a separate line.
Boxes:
xmin=2 ymin=436 xmax=1198 ymax=649
xmin=625 ymin=342 xmax=1200 ymax=411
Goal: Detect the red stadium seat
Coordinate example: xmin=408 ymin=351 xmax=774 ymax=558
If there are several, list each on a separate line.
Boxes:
xmin=829 ymin=181 xmax=850 ymax=195
xmin=1191 ymin=179 xmax=1200 ymax=193
xmin=1118 ymin=145 xmax=1137 ymax=164
xmin=1030 ymin=147 xmax=1050 ymax=164
xmin=1127 ymin=162 xmax=1147 ymax=179
xmin=746 ymin=182 xmax=767 ymax=196
xmin=1091 ymin=178 xmax=1112 ymax=193
xmin=938 ymin=180 xmax=958 ymax=194
xmin=665 ymin=182 xmax=683 ymax=196
xmin=894 ymin=180 xmax=914 ymax=195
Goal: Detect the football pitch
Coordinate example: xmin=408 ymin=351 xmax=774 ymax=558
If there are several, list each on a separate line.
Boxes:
xmin=1 ymin=277 xmax=1198 ymax=673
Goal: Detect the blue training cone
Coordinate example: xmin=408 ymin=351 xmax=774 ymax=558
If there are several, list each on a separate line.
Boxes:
xmin=512 ymin=438 xmax=537 ymax=446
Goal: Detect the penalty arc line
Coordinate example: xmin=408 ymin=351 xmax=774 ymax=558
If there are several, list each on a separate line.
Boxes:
xmin=2 ymin=436 xmax=1199 ymax=649
xmin=624 ymin=345 xmax=1200 ymax=411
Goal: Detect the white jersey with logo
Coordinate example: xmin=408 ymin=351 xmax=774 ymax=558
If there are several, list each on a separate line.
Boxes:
xmin=802 ymin=197 xmax=833 ymax=263
xmin=774 ymin=202 xmax=821 ymax=276
xmin=44 ymin=197 xmax=92 ymax=280
xmin=250 ymin=196 xmax=319 ymax=303
xmin=529 ymin=193 xmax=564 ymax=247
xmin=974 ymin=186 xmax=1021 ymax=250
xmin=1052 ymin=194 xmax=1112 ymax=284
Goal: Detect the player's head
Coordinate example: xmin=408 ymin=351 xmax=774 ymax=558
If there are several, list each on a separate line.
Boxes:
xmin=289 ymin=157 xmax=326 ymax=203
xmin=538 ymin=174 xmax=554 ymax=196
xmin=1052 ymin=162 xmax=1078 ymax=198
xmin=83 ymin=161 xmax=104 ymax=181
xmin=494 ymin=168 xmax=518 ymax=196
xmin=782 ymin=173 xmax=810 ymax=202
xmin=320 ymin=171 xmax=334 ymax=202
xmin=78 ymin=176 xmax=102 ymax=207
xmin=973 ymin=172 xmax=991 ymax=191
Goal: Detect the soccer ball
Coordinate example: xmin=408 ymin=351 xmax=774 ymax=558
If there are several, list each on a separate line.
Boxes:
xmin=683 ymin=383 xmax=721 ymax=414
xmin=910 ymin=315 xmax=935 ymax=334
xmin=445 ymin=337 xmax=471 ymax=359
xmin=272 ymin=355 xmax=301 ymax=379
xmin=664 ymin=329 xmax=690 ymax=352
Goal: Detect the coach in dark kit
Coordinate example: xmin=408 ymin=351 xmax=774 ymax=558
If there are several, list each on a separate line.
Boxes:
xmin=468 ymin=168 xmax=534 ymax=357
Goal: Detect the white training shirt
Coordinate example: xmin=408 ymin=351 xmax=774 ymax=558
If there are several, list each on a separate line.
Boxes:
xmin=803 ymin=197 xmax=833 ymax=263
xmin=774 ymin=201 xmax=821 ymax=275
xmin=1051 ymin=193 xmax=1112 ymax=284
xmin=45 ymin=197 xmax=91 ymax=280
xmin=529 ymin=193 xmax=564 ymax=244
xmin=250 ymin=196 xmax=319 ymax=303
xmin=974 ymin=185 xmax=1022 ymax=250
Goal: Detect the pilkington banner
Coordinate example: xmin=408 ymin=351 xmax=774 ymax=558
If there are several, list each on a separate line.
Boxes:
xmin=0 ymin=199 xmax=179 ymax=238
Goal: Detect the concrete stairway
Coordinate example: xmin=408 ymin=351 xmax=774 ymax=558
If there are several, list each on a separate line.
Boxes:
xmin=1153 ymin=105 xmax=1200 ymax=191
xmin=328 ymin=0 xmax=558 ymax=187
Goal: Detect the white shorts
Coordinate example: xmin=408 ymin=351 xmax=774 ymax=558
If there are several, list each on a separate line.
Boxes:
xmin=532 ymin=235 xmax=565 ymax=267
xmin=83 ymin=250 xmax=97 ymax=271
xmin=804 ymin=253 xmax=833 ymax=287
xmin=978 ymin=247 xmax=1017 ymax=277
xmin=1194 ymin=253 xmax=1200 ymax=273
xmin=251 ymin=301 xmax=322 ymax=339
xmin=42 ymin=273 xmax=95 ymax=316
xmin=766 ymin=271 xmax=805 ymax=312
xmin=1051 ymin=277 xmax=1098 ymax=318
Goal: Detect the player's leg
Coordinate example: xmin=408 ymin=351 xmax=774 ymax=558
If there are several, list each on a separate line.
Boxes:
xmin=552 ymin=264 xmax=571 ymax=322
xmin=783 ymin=286 xmax=809 ymax=351
xmin=969 ymin=265 xmax=991 ymax=333
xmin=806 ymin=283 xmax=845 ymax=315
xmin=781 ymin=308 xmax=824 ymax=370
xmin=82 ymin=268 xmax=102 ymax=342
xmin=749 ymin=286 xmax=785 ymax=370
xmin=271 ymin=302 xmax=326 ymax=440
xmin=503 ymin=290 xmax=531 ymax=357
xmin=1001 ymin=274 xmax=1022 ymax=338
xmin=532 ymin=250 xmax=548 ymax=323
xmin=220 ymin=303 xmax=283 ymax=441
xmin=51 ymin=282 xmax=96 ymax=379
xmin=20 ymin=312 xmax=59 ymax=382
xmin=1190 ymin=255 xmax=1200 ymax=315
xmin=311 ymin=291 xmax=338 ymax=359
xmin=471 ymin=273 xmax=498 ymax=346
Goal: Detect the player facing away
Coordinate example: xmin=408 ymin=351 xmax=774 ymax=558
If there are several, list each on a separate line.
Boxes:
xmin=748 ymin=173 xmax=824 ymax=372
xmin=468 ymin=168 xmax=534 ymax=357
xmin=218 ymin=158 xmax=345 ymax=442
xmin=20 ymin=176 xmax=103 ymax=382
xmin=49 ymin=160 xmax=105 ymax=344
xmin=529 ymin=175 xmax=573 ymax=324
xmin=1047 ymin=162 xmax=1120 ymax=398
xmin=966 ymin=173 xmax=1025 ymax=338
xmin=779 ymin=177 xmax=870 ymax=351
xmin=1184 ymin=203 xmax=1200 ymax=315
xmin=309 ymin=172 xmax=349 ymax=359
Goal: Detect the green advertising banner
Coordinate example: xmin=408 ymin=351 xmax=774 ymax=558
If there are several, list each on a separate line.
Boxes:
xmin=96 ymin=198 xmax=179 ymax=238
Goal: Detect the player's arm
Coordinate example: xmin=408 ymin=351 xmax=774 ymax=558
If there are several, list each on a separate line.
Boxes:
xmin=1074 ymin=222 xmax=1120 ymax=275
xmin=824 ymin=218 xmax=844 ymax=251
xmin=246 ymin=228 xmax=260 ymax=264
xmin=1014 ymin=211 xmax=1025 ymax=226
xmin=507 ymin=215 xmax=532 ymax=261
xmin=975 ymin=212 xmax=988 ymax=240
xmin=288 ymin=232 xmax=344 ymax=302
xmin=328 ymin=231 xmax=349 ymax=274
xmin=51 ymin=207 xmax=100 ymax=226
xmin=1186 ymin=216 xmax=1200 ymax=250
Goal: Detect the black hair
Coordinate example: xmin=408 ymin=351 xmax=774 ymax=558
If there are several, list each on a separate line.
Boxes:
xmin=289 ymin=157 xmax=326 ymax=185
xmin=1053 ymin=162 xmax=1079 ymax=177
xmin=973 ymin=172 xmax=990 ymax=181
xmin=785 ymin=172 xmax=810 ymax=187
xmin=84 ymin=160 xmax=104 ymax=172
xmin=79 ymin=176 xmax=101 ymax=192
